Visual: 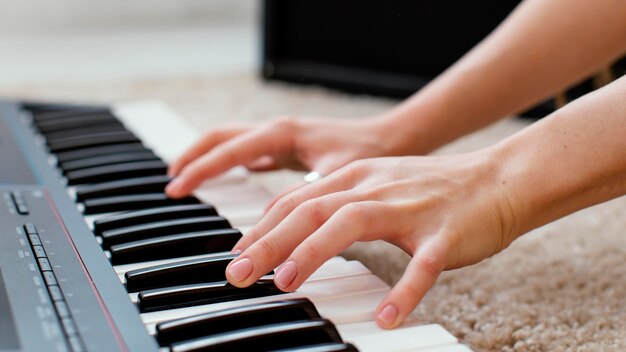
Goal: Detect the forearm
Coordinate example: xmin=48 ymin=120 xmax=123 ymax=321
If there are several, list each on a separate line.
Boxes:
xmin=493 ymin=75 xmax=626 ymax=242
xmin=379 ymin=0 xmax=626 ymax=155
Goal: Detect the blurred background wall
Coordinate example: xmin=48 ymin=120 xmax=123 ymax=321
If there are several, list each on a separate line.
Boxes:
xmin=0 ymin=1 xmax=259 ymax=85
xmin=0 ymin=1 xmax=256 ymax=33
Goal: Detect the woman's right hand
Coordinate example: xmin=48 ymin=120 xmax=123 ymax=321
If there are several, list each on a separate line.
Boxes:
xmin=165 ymin=116 xmax=399 ymax=198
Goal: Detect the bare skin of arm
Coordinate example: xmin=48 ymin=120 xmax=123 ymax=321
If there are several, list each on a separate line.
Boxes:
xmin=166 ymin=0 xmax=626 ymax=198
xmin=228 ymin=75 xmax=626 ymax=329
xmin=163 ymin=0 xmax=626 ymax=329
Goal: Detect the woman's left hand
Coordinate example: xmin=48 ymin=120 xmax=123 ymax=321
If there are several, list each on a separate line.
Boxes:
xmin=224 ymin=149 xmax=523 ymax=329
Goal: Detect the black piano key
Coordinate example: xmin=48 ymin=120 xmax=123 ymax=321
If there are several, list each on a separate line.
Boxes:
xmin=138 ymin=279 xmax=284 ymax=313
xmin=169 ymin=319 xmax=342 ymax=352
xmin=60 ymin=151 xmax=159 ymax=172
xmin=48 ymin=131 xmax=139 ymax=153
xmin=44 ymin=122 xmax=127 ymax=141
xmin=36 ymin=113 xmax=120 ymax=134
xmin=124 ymin=254 xmax=239 ymax=292
xmin=92 ymin=203 xmax=217 ymax=235
xmin=275 ymin=343 xmax=359 ymax=352
xmin=156 ymin=299 xmax=321 ymax=346
xmin=110 ymin=229 xmax=241 ymax=265
xmin=27 ymin=106 xmax=109 ymax=122
xmin=66 ymin=160 xmax=167 ymax=185
xmin=101 ymin=216 xmax=231 ymax=248
xmin=76 ymin=175 xmax=173 ymax=203
xmin=82 ymin=193 xmax=198 ymax=215
xmin=54 ymin=143 xmax=148 ymax=163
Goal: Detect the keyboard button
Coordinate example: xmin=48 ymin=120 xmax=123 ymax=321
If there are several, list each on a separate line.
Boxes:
xmin=33 ymin=245 xmax=47 ymax=258
xmin=54 ymin=301 xmax=71 ymax=318
xmin=24 ymin=223 xmax=38 ymax=234
xmin=29 ymin=234 xmax=42 ymax=246
xmin=156 ymin=298 xmax=321 ymax=346
xmin=110 ymin=229 xmax=241 ymax=265
xmin=101 ymin=216 xmax=231 ymax=248
xmin=66 ymin=160 xmax=167 ymax=185
xmin=12 ymin=192 xmax=29 ymax=215
xmin=60 ymin=151 xmax=159 ymax=172
xmin=61 ymin=318 xmax=78 ymax=335
xmin=48 ymin=286 xmax=64 ymax=301
xmin=92 ymin=203 xmax=217 ymax=235
xmin=43 ymin=271 xmax=58 ymax=286
xmin=68 ymin=335 xmax=86 ymax=352
xmin=138 ymin=279 xmax=284 ymax=313
xmin=169 ymin=319 xmax=342 ymax=352
xmin=55 ymin=143 xmax=148 ymax=163
xmin=125 ymin=254 xmax=238 ymax=292
xmin=48 ymin=131 xmax=139 ymax=153
xmin=38 ymin=258 xmax=53 ymax=271
xmin=82 ymin=193 xmax=198 ymax=215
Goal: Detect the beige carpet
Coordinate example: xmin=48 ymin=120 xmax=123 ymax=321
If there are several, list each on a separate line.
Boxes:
xmin=2 ymin=73 xmax=625 ymax=351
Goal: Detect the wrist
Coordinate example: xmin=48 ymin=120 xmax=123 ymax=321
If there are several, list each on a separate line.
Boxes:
xmin=370 ymin=104 xmax=442 ymax=157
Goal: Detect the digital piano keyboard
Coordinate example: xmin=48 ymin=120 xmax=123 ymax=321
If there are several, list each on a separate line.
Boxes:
xmin=0 ymin=99 xmax=473 ymax=352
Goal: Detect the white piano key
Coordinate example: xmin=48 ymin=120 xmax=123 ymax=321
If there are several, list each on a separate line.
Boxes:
xmin=343 ymin=322 xmax=458 ymax=352
xmin=113 ymin=101 xmax=273 ymax=227
xmin=141 ymin=273 xmax=389 ymax=325
xmin=316 ymin=289 xmax=389 ymax=325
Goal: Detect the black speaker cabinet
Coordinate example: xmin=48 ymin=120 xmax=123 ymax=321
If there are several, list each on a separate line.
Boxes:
xmin=261 ymin=1 xmax=624 ymax=118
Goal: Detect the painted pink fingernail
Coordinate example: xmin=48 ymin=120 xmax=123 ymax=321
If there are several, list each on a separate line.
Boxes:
xmin=377 ymin=304 xmax=399 ymax=327
xmin=227 ymin=258 xmax=253 ymax=282
xmin=274 ymin=261 xmax=298 ymax=289
xmin=165 ymin=178 xmax=183 ymax=195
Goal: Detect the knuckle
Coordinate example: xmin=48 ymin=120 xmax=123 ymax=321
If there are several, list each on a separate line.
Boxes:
xmin=297 ymin=199 xmax=327 ymax=228
xmin=273 ymin=195 xmax=301 ymax=218
xmin=343 ymin=159 xmax=371 ymax=179
xmin=270 ymin=116 xmax=298 ymax=132
xmin=414 ymin=253 xmax=444 ymax=278
xmin=297 ymin=241 xmax=324 ymax=262
xmin=340 ymin=202 xmax=369 ymax=219
xmin=254 ymin=238 xmax=282 ymax=263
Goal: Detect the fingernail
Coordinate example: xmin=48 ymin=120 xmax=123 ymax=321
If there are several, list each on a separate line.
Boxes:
xmin=165 ymin=178 xmax=183 ymax=196
xmin=227 ymin=258 xmax=253 ymax=282
xmin=231 ymin=248 xmax=242 ymax=254
xmin=377 ymin=304 xmax=399 ymax=327
xmin=274 ymin=261 xmax=298 ymax=289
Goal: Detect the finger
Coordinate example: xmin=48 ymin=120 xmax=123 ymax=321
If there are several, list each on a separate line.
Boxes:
xmin=225 ymin=190 xmax=359 ymax=288
xmin=375 ymin=240 xmax=448 ymax=329
xmin=167 ymin=126 xmax=249 ymax=177
xmin=275 ymin=201 xmax=393 ymax=291
xmin=263 ymin=181 xmax=306 ymax=214
xmin=166 ymin=125 xmax=294 ymax=198
xmin=245 ymin=156 xmax=281 ymax=172
xmin=232 ymin=171 xmax=356 ymax=252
